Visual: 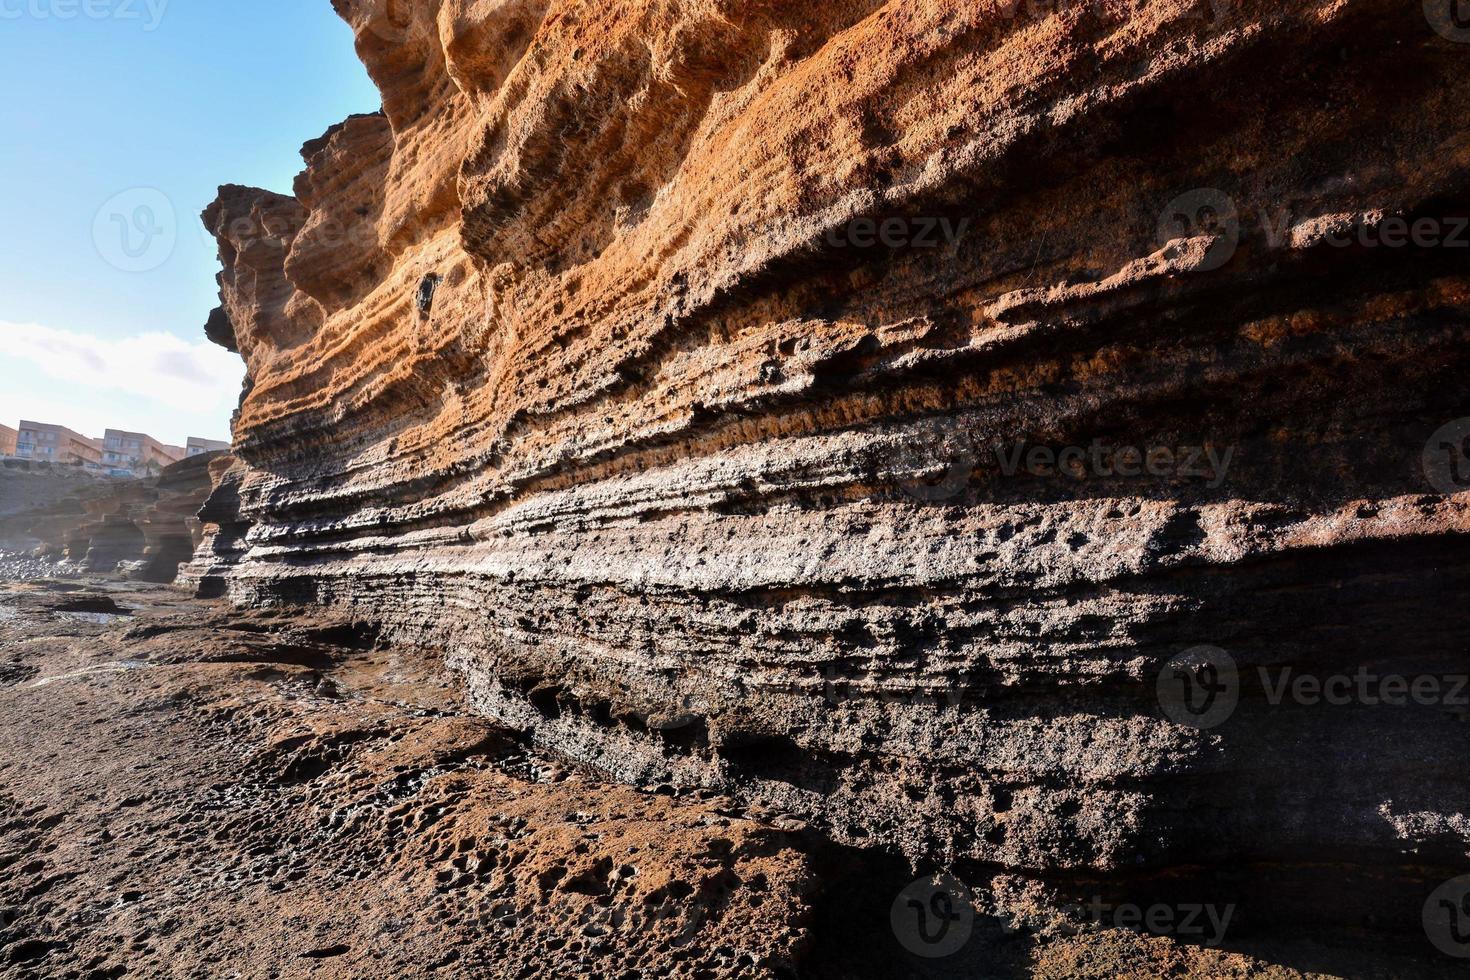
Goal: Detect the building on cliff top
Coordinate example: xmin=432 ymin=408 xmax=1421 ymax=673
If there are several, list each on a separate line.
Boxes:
xmin=102 ymin=429 xmax=186 ymax=476
xmin=15 ymin=421 xmax=103 ymax=467
xmin=186 ymin=436 xmax=230 ymax=458
xmin=0 ymin=424 xmax=16 ymax=457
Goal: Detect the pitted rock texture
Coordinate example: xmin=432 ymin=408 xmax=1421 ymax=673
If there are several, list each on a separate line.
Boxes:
xmin=14 ymin=582 xmax=1441 ymax=978
xmin=0 ymin=584 xmax=817 ymax=979
xmin=198 ymin=0 xmax=1470 ymax=959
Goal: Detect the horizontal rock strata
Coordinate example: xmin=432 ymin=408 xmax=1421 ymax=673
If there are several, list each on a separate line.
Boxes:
xmin=0 ymin=455 xmax=222 ymax=582
xmin=198 ymin=0 xmax=1470 ymax=949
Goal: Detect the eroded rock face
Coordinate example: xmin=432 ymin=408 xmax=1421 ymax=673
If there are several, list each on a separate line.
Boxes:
xmin=0 ymin=465 xmax=96 ymax=555
xmin=127 ymin=452 xmax=227 ymax=583
xmin=177 ymin=453 xmax=253 ymax=598
xmin=0 ymin=456 xmax=223 ymax=581
xmin=200 ymin=0 xmax=1470 ymax=948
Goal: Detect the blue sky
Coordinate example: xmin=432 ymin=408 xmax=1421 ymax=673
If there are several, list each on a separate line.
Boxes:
xmin=0 ymin=0 xmax=380 ymax=445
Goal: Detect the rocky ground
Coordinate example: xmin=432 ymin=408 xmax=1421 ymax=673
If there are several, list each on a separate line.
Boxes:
xmin=0 ymin=575 xmax=1459 ymax=978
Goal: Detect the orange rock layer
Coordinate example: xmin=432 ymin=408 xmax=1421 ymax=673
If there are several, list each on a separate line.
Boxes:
xmin=199 ymin=0 xmax=1470 ymax=948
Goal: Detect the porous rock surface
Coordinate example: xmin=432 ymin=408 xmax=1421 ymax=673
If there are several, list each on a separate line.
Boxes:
xmin=0 ymin=584 xmax=815 ymax=979
xmin=10 ymin=582 xmax=1411 ymax=978
xmin=196 ymin=0 xmax=1470 ymax=960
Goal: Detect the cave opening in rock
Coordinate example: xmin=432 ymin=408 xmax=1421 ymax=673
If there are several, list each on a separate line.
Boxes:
xmin=416 ymin=273 xmax=442 ymax=319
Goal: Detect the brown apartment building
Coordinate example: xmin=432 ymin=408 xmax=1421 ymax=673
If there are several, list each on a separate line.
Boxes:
xmin=0 ymin=424 xmax=16 ymax=457
xmin=15 ymin=421 xmax=103 ymax=466
xmin=102 ymin=429 xmax=185 ymax=475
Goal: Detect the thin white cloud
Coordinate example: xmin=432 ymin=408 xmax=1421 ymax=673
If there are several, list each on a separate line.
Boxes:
xmin=0 ymin=321 xmax=243 ymax=413
xmin=0 ymin=320 xmax=244 ymax=445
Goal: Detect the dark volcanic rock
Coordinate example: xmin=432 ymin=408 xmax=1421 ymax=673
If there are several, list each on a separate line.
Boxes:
xmin=188 ymin=0 xmax=1470 ymax=969
xmin=177 ymin=453 xmax=253 ymax=598
xmin=0 ymin=583 xmax=817 ymax=980
xmin=6 ymin=581 xmax=1455 ymax=979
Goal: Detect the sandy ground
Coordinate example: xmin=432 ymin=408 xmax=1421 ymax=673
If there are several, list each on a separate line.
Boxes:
xmin=0 ymin=578 xmax=1455 ymax=979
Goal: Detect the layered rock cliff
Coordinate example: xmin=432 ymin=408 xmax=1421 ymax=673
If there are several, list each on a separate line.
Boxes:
xmin=198 ymin=0 xmax=1470 ymax=959
xmin=0 ymin=455 xmax=221 ymax=581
